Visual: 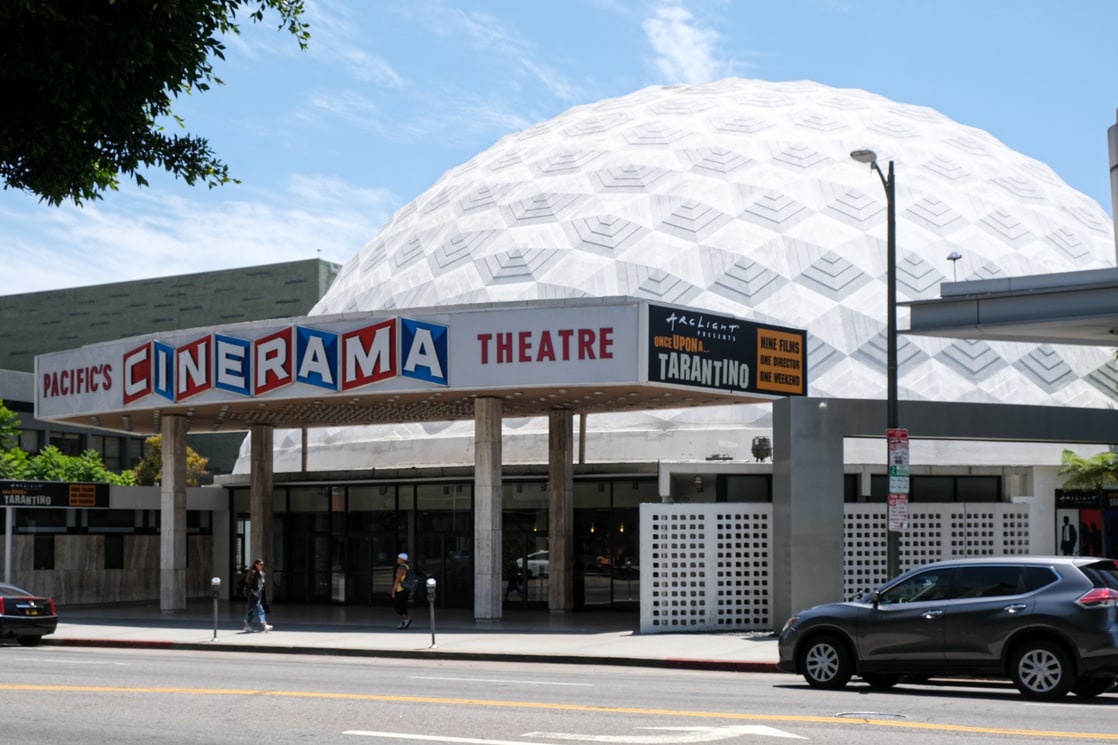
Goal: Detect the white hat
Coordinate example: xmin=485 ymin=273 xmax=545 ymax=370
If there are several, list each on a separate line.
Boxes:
xmin=397 ymin=552 xmax=408 ymax=561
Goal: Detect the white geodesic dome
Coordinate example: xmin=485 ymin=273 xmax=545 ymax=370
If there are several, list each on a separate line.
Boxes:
xmin=236 ymin=78 xmax=1118 ymax=473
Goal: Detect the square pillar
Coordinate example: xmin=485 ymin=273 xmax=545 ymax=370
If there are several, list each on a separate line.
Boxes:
xmin=249 ymin=424 xmax=274 ymax=569
xmin=159 ymin=414 xmax=188 ymax=613
xmin=548 ymin=408 xmax=574 ymax=612
xmin=473 ymin=398 xmax=502 ymax=621
xmin=771 ymin=397 xmax=846 ymax=624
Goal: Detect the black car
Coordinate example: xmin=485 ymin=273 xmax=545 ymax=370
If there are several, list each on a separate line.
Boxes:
xmin=0 ymin=583 xmax=58 ymax=646
xmin=777 ymin=557 xmax=1118 ymax=700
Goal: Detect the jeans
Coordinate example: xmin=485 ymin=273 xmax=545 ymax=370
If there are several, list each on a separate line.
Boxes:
xmin=243 ymin=598 xmax=267 ymax=625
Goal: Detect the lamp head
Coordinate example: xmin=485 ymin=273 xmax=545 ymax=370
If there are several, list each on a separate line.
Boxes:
xmin=947 ymin=251 xmax=962 ymax=262
xmin=850 ymin=149 xmax=878 ymax=165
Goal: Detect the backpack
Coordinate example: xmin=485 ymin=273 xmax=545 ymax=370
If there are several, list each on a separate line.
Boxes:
xmin=402 ymin=564 xmax=420 ymax=591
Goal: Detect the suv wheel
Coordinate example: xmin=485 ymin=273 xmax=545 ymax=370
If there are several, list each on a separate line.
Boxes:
xmin=1010 ymin=641 xmax=1073 ymax=700
xmin=800 ymin=635 xmax=852 ymax=690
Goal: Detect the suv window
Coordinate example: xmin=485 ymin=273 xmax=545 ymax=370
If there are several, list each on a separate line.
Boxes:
xmin=953 ymin=565 xmax=1022 ymax=598
xmin=877 ymin=568 xmax=953 ymax=604
xmin=1079 ymin=560 xmax=1118 ymax=589
xmin=1021 ymin=566 xmax=1059 ymax=592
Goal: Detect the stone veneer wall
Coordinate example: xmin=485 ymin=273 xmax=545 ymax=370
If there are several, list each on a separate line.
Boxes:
xmin=2 ymin=534 xmax=214 ymax=606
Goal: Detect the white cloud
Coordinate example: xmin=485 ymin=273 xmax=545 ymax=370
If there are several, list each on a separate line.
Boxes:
xmin=642 ymin=3 xmax=731 ymax=84
xmin=0 ymin=177 xmax=400 ymax=294
xmin=305 ymin=0 xmax=405 ymax=87
xmin=424 ymin=6 xmax=582 ymax=103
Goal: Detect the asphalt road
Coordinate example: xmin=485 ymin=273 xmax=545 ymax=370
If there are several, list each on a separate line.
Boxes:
xmin=3 ymin=646 xmax=1117 ymax=744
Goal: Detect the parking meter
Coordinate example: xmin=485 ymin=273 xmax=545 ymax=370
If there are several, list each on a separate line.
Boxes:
xmin=210 ymin=577 xmax=222 ymax=641
xmin=425 ymin=577 xmax=438 ymax=648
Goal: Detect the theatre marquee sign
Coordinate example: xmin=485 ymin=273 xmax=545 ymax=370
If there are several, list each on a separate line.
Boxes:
xmin=35 ymin=299 xmax=806 ymax=431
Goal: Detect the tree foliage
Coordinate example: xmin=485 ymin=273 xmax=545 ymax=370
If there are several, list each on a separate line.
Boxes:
xmin=4 ymin=445 xmax=136 ymax=485
xmin=0 ymin=399 xmax=134 ymax=484
xmin=131 ymin=435 xmax=209 ymax=487
xmin=0 ymin=1 xmax=309 ymax=206
xmin=0 ymin=400 xmax=20 ymax=450
xmin=1058 ymin=448 xmax=1118 ymax=491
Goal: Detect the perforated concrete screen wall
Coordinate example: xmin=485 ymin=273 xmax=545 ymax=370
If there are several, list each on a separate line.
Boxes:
xmin=843 ymin=504 xmax=1032 ymax=602
xmin=640 ymin=502 xmax=1034 ymax=632
xmin=640 ymin=503 xmax=773 ymax=632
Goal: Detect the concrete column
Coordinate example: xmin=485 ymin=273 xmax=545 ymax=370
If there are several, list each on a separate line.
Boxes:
xmin=473 ymin=397 xmax=503 ymax=621
xmin=301 ymin=426 xmax=308 ymax=472
xmin=159 ymin=414 xmax=188 ymax=613
xmin=548 ymin=408 xmax=574 ymax=613
xmin=249 ymin=424 xmax=274 ymax=569
xmin=771 ymin=397 xmax=846 ymax=625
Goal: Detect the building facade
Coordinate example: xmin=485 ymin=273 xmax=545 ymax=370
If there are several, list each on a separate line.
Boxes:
xmin=16 ymin=79 xmax=1118 ymax=620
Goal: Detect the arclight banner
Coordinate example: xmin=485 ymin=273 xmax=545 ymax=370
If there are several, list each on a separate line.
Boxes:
xmin=646 ymin=304 xmax=806 ymax=397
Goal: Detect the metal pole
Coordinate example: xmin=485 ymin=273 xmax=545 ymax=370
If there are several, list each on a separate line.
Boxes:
xmin=884 ymin=161 xmax=900 ymax=580
xmin=210 ymin=577 xmax=222 ymax=641
xmin=853 ymin=150 xmax=903 ymax=581
xmin=426 ymin=578 xmax=438 ymax=649
xmin=4 ymin=507 xmax=12 ymax=584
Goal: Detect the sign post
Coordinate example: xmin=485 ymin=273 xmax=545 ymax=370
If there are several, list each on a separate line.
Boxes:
xmin=887 ymin=428 xmax=909 ymax=576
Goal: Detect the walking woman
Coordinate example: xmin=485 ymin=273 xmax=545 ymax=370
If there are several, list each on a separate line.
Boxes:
xmin=242 ymin=558 xmax=273 ymax=633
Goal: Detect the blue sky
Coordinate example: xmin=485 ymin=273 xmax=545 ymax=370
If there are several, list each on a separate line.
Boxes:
xmin=3 ymin=0 xmax=1116 ymax=293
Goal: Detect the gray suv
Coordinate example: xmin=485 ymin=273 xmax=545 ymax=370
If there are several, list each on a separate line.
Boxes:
xmin=777 ymin=556 xmax=1118 ymax=700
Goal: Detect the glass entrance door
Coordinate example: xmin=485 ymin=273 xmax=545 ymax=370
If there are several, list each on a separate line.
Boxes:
xmin=503 ymin=532 xmax=548 ymax=606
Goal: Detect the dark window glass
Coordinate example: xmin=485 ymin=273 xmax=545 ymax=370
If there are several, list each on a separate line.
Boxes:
xmin=872 ymin=474 xmax=1001 ymax=502
xmin=1022 ymin=566 xmax=1060 ymax=592
xmin=953 ymin=565 xmax=1022 ymax=598
xmin=912 ymin=476 xmax=954 ymax=501
xmin=87 ymin=509 xmax=139 ymax=534
xmin=19 ymin=429 xmax=41 ymax=453
xmin=878 ymin=568 xmax=953 ymax=604
xmin=869 ymin=474 xmax=889 ymax=503
xmin=16 ymin=509 xmax=67 ymax=533
xmin=105 ymin=534 xmax=124 ymax=569
xmin=49 ymin=431 xmax=83 ymax=456
xmin=724 ymin=475 xmax=771 ymax=502
xmin=127 ymin=438 xmax=145 ymax=469
xmin=957 ymin=476 xmax=1000 ymax=502
xmin=187 ymin=511 xmax=212 ymax=535
xmin=843 ymin=474 xmax=859 ymax=502
xmin=33 ymin=535 xmax=54 ymax=570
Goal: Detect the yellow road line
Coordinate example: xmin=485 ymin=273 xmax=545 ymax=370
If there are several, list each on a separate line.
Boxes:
xmin=0 ymin=684 xmax=1114 ymax=741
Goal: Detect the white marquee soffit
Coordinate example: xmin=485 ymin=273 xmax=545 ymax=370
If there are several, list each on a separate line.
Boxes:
xmin=33 ymin=297 xmax=806 ymax=434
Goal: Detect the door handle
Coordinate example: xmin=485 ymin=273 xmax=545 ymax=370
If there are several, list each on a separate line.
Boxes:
xmin=922 ymin=609 xmax=944 ymax=619
xmin=1003 ymin=603 xmax=1028 ymax=614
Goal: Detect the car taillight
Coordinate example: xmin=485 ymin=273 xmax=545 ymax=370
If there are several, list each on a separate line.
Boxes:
xmin=47 ymin=599 xmax=56 ymax=615
xmin=0 ymin=598 xmax=4 ymax=614
xmin=1076 ymin=587 xmax=1118 ymax=608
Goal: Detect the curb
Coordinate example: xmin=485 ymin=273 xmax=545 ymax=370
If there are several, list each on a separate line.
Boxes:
xmin=44 ymin=637 xmax=782 ymax=673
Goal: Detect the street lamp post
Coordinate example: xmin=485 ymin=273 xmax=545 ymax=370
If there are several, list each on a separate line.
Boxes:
xmin=851 ymin=149 xmax=900 ymax=579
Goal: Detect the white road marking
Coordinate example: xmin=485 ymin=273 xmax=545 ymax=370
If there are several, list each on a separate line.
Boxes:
xmin=524 ymin=725 xmax=806 ymax=742
xmin=345 ymin=725 xmax=805 ymax=743
xmin=345 ymin=733 xmax=545 ymax=744
xmin=409 ymin=675 xmax=592 ymax=687
xmin=14 ymin=656 xmax=129 ymax=666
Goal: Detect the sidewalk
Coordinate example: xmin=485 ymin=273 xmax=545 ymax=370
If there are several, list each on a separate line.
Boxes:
xmin=42 ymin=600 xmax=782 ymax=673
